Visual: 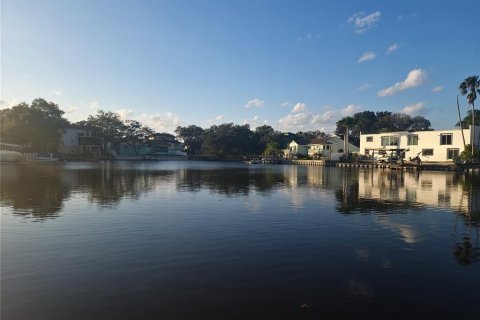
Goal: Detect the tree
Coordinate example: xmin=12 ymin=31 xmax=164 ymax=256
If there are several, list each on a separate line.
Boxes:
xmin=86 ymin=110 xmax=125 ymax=154
xmin=201 ymin=123 xmax=255 ymax=157
xmin=459 ymin=75 xmax=480 ymax=154
xmin=263 ymin=141 xmax=283 ymax=158
xmin=295 ymin=130 xmax=328 ymax=144
xmin=410 ymin=116 xmax=432 ymax=131
xmin=122 ymin=120 xmax=154 ymax=155
xmin=254 ymin=125 xmax=276 ymax=154
xmin=0 ymin=98 xmax=69 ymax=152
xmin=334 ymin=110 xmax=432 ymax=147
xmin=455 ymin=110 xmax=480 ymax=128
xmin=175 ymin=125 xmax=205 ymax=155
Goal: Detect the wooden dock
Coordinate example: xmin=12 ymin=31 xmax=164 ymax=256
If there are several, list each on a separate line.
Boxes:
xmin=336 ymin=162 xmax=480 ymax=173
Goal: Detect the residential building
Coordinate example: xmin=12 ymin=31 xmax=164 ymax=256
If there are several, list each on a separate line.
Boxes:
xmin=308 ymin=136 xmax=359 ymax=158
xmin=283 ymin=140 xmax=309 ymax=158
xmin=114 ymin=133 xmax=187 ymax=158
xmin=283 ymin=136 xmax=359 ymax=159
xmin=359 ymin=126 xmax=480 ymax=162
xmin=60 ymin=125 xmax=101 ymax=155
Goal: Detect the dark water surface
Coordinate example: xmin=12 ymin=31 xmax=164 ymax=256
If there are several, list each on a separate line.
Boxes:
xmin=1 ymin=161 xmax=479 ymax=320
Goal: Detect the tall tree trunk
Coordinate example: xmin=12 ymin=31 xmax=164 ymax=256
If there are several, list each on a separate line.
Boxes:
xmin=457 ymin=95 xmax=466 ymax=148
xmin=472 ymin=101 xmax=476 ymax=156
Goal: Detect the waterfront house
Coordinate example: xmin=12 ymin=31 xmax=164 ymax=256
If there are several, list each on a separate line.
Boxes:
xmin=283 ymin=140 xmax=309 ymax=158
xmin=308 ymin=136 xmax=359 ymax=159
xmin=283 ymin=137 xmax=359 ymax=159
xmin=359 ymin=125 xmax=480 ymax=162
xmin=60 ymin=125 xmax=102 ymax=156
xmin=113 ymin=133 xmax=187 ymax=158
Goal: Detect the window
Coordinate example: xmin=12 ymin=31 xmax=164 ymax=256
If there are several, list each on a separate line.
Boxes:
xmin=407 ymin=135 xmax=418 ymax=146
xmin=440 ymin=133 xmax=452 ymax=145
xmin=366 ymin=136 xmax=373 ymax=142
xmin=447 ymin=148 xmax=459 ymax=160
xmin=381 ymin=136 xmax=399 ymax=147
xmin=422 ymin=149 xmax=434 ymax=156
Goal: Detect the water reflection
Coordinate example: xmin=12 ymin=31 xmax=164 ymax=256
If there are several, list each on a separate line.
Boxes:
xmin=2 ymin=162 xmax=480 ymax=320
xmin=1 ymin=162 xmax=479 ymax=219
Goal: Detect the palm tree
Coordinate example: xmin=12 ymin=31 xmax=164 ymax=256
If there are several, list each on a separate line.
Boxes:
xmin=459 ymin=75 xmax=480 ymax=156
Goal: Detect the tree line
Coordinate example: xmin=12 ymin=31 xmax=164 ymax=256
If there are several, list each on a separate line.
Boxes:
xmin=0 ymin=99 xmax=154 ymax=154
xmin=334 ymin=111 xmax=433 ymax=146
xmin=0 ymin=98 xmax=328 ymax=156
xmin=2 ymin=73 xmax=478 ymax=157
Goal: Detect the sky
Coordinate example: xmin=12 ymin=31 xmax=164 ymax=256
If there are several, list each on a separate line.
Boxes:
xmin=1 ymin=0 xmax=479 ymax=134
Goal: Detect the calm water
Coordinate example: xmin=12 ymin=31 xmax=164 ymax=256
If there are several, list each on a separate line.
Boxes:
xmin=1 ymin=161 xmax=479 ymax=320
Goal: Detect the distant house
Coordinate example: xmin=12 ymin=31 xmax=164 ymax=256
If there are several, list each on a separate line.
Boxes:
xmin=359 ymin=125 xmax=480 ymax=162
xmin=114 ymin=133 xmax=187 ymax=158
xmin=60 ymin=125 xmax=101 ymax=155
xmin=308 ymin=136 xmax=359 ymax=159
xmin=283 ymin=136 xmax=359 ymax=159
xmin=147 ymin=133 xmax=186 ymax=156
xmin=283 ymin=140 xmax=309 ymax=158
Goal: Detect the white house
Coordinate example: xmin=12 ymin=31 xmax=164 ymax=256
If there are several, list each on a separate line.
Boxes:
xmin=283 ymin=136 xmax=359 ymax=159
xmin=308 ymin=136 xmax=359 ymax=158
xmin=283 ymin=140 xmax=309 ymax=158
xmin=359 ymin=125 xmax=480 ymax=163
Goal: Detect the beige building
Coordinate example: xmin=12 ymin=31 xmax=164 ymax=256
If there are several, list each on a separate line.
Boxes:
xmin=359 ymin=126 xmax=480 ymax=162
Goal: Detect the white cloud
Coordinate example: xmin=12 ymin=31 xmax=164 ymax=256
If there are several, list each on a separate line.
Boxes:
xmin=243 ymin=115 xmax=266 ymax=129
xmin=0 ymin=99 xmax=10 ymax=109
xmin=431 ymin=86 xmax=444 ymax=93
xmin=386 ymin=43 xmax=400 ymax=54
xmin=355 ymin=83 xmax=372 ymax=91
xmin=297 ymin=32 xmax=321 ymax=41
xmin=347 ymin=11 xmax=381 ymax=34
xmin=244 ymin=98 xmax=264 ymax=109
xmin=215 ymin=115 xmax=223 ymax=120
xmin=342 ymin=104 xmax=362 ymax=117
xmin=0 ymin=98 xmax=20 ymax=109
xmin=291 ymin=102 xmax=306 ymax=113
xmin=134 ymin=111 xmax=181 ymax=133
xmin=397 ymin=14 xmax=417 ymax=22
xmin=402 ymin=101 xmax=427 ymax=116
xmin=49 ymin=89 xmax=62 ymax=97
xmin=357 ymin=51 xmax=376 ymax=63
xmin=277 ymin=103 xmax=364 ymax=133
xmin=88 ymin=100 xmax=100 ymax=110
xmin=377 ymin=69 xmax=427 ymax=97
xmin=281 ymin=101 xmax=291 ymax=107
xmin=62 ymin=105 xmax=78 ymax=114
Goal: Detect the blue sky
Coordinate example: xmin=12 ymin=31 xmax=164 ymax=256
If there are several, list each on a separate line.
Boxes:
xmin=2 ymin=0 xmax=479 ymax=133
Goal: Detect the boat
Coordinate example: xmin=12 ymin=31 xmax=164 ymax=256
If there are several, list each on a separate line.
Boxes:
xmin=0 ymin=150 xmax=23 ymax=162
xmin=0 ymin=142 xmax=24 ymax=162
xmin=243 ymin=158 xmax=262 ymax=164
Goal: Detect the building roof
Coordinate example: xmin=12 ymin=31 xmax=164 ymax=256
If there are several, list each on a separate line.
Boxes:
xmin=308 ymin=137 xmax=334 ymax=145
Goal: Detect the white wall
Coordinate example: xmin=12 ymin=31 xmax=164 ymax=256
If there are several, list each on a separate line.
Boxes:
xmin=360 ymin=126 xmax=480 ymax=162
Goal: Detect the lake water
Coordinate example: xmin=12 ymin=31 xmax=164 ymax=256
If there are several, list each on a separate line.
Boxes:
xmin=1 ymin=161 xmax=479 ymax=320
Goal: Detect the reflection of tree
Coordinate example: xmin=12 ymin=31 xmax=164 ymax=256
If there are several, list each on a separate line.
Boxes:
xmin=176 ymin=168 xmax=285 ymax=195
xmin=457 ymin=174 xmax=480 ymax=220
xmin=453 ymin=236 xmax=479 ymax=265
xmin=0 ymin=163 xmax=175 ymax=218
xmin=0 ymin=163 xmax=70 ymax=218
xmin=77 ymin=168 xmax=174 ymax=207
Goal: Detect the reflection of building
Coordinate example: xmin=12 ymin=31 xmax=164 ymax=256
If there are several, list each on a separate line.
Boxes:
xmin=357 ymin=170 xmax=479 ymax=214
xmin=359 ymin=125 xmax=480 ymax=163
